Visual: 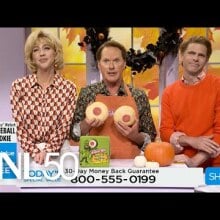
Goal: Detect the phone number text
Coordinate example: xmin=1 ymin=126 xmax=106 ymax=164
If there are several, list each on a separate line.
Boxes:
xmin=70 ymin=175 xmax=156 ymax=184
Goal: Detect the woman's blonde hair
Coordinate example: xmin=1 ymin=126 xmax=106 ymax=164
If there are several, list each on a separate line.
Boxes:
xmin=24 ymin=29 xmax=64 ymax=73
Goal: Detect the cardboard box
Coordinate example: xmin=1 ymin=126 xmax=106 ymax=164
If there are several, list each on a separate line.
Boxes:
xmin=79 ymin=136 xmax=110 ymax=167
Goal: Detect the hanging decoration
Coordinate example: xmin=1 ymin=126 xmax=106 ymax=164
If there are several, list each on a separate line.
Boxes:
xmin=78 ymin=27 xmax=111 ymax=61
xmin=78 ymin=27 xmax=183 ymax=74
xmin=126 ymin=27 xmax=183 ymax=74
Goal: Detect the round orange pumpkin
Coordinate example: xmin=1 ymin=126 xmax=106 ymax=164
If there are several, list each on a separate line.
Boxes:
xmin=144 ymin=142 xmax=175 ymax=166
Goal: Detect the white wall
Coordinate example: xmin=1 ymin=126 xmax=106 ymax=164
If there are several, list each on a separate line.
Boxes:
xmin=0 ymin=28 xmax=26 ymax=121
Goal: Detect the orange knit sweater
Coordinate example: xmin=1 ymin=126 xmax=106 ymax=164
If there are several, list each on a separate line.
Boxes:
xmin=160 ymin=74 xmax=220 ymax=167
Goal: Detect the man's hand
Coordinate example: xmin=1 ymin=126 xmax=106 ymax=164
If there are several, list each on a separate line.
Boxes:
xmin=181 ymin=135 xmax=220 ymax=155
xmin=114 ymin=118 xmax=139 ymax=141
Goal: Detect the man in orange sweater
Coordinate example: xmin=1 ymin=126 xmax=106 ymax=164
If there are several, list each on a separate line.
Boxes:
xmin=160 ymin=36 xmax=220 ymax=168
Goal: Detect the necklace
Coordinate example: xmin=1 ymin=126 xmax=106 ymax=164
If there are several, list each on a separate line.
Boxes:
xmin=109 ymin=92 xmax=118 ymax=96
xmin=108 ymin=88 xmax=119 ymax=96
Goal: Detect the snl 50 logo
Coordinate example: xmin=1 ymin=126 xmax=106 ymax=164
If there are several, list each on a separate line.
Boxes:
xmin=0 ymin=152 xmax=79 ymax=181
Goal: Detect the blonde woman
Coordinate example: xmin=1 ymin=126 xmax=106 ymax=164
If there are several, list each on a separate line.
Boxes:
xmin=10 ymin=29 xmax=77 ymax=165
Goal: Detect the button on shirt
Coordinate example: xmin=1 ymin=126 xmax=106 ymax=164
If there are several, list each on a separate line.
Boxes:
xmin=10 ymin=73 xmax=77 ymax=157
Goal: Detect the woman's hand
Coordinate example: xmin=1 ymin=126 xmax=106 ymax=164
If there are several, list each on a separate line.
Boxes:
xmin=33 ymin=151 xmax=47 ymax=165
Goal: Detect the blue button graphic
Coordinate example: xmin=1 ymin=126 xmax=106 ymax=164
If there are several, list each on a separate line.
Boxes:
xmin=205 ymin=167 xmax=220 ymax=185
xmin=0 ymin=142 xmax=17 ymax=179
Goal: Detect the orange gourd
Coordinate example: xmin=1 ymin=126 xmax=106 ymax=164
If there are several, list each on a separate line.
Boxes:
xmin=144 ymin=142 xmax=175 ymax=166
